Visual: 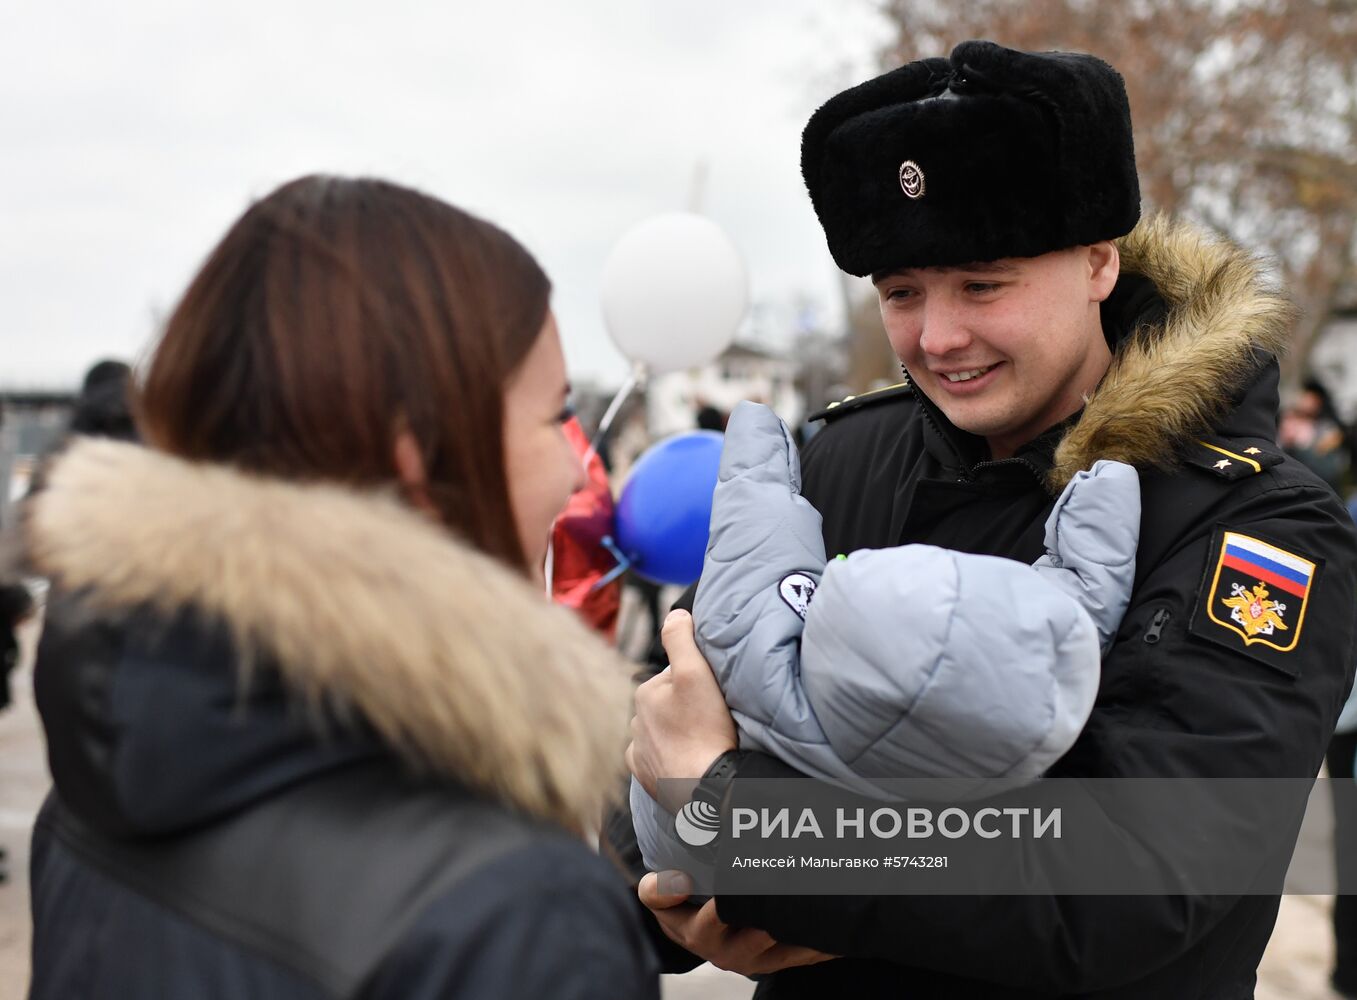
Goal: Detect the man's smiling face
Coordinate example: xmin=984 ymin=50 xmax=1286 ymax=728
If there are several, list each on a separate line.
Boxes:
xmin=874 ymin=242 xmax=1120 ymax=459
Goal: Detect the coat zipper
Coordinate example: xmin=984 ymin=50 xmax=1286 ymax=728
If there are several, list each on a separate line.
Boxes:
xmin=907 ymin=380 xmax=970 ymax=478
xmin=907 ymin=382 xmax=1046 ymax=485
xmin=967 ymin=455 xmax=1046 ymax=483
xmin=1143 ymin=608 xmax=1171 ymax=644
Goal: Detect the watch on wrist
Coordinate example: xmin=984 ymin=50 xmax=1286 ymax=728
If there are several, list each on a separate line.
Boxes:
xmin=673 ymin=750 xmax=746 ymax=852
xmin=695 ymin=749 xmax=745 ymax=804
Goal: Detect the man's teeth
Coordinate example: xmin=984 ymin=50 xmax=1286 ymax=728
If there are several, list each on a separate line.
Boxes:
xmin=944 ymin=366 xmax=994 ymax=383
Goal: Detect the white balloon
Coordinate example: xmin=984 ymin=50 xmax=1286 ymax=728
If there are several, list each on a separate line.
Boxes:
xmin=600 ymin=213 xmax=749 ymax=375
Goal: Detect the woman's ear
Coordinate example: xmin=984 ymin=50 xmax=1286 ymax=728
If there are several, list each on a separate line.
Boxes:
xmin=392 ymin=427 xmax=438 ymax=519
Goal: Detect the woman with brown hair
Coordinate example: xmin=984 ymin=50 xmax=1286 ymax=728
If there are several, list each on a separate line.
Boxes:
xmin=22 ymin=176 xmax=658 ymax=999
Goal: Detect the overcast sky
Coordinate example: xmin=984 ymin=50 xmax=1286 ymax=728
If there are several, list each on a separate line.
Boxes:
xmin=0 ymin=1 xmax=889 ymax=390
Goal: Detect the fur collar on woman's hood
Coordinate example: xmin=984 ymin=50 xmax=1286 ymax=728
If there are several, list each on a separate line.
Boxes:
xmin=23 ymin=438 xmax=635 ymax=834
xmin=1047 ymin=214 xmax=1293 ymax=490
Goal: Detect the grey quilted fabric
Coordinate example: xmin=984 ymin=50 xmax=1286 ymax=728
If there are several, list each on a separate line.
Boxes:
xmin=633 ymin=401 xmax=1138 ymax=870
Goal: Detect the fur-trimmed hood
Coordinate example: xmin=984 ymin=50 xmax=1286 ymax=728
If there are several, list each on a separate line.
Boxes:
xmin=24 ymin=438 xmax=635 ymax=835
xmin=1046 ymin=214 xmax=1293 ymax=489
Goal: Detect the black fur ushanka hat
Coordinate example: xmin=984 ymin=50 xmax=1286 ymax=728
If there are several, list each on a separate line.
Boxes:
xmin=802 ymin=40 xmax=1141 ymax=277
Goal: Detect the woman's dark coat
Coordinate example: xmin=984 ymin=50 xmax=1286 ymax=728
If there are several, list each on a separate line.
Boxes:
xmin=24 ymin=440 xmax=658 ymax=999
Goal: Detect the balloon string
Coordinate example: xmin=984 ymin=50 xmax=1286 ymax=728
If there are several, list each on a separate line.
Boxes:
xmin=546 ymin=361 xmax=647 ymax=599
xmin=582 ymin=361 xmax=647 ymax=469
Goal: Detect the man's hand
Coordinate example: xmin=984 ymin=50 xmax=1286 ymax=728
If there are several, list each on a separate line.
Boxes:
xmin=639 ymin=872 xmax=837 ymax=976
xmin=626 ymin=610 xmax=738 ymax=800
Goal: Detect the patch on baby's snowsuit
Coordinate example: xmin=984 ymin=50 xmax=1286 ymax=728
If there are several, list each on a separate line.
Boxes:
xmin=779 ymin=573 xmax=817 ymax=620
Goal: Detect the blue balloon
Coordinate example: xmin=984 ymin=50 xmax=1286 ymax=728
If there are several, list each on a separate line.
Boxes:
xmin=615 ymin=431 xmax=724 ymax=586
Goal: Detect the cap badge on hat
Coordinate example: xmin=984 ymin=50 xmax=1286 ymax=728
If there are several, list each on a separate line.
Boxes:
xmin=898 ymin=160 xmax=926 ymax=199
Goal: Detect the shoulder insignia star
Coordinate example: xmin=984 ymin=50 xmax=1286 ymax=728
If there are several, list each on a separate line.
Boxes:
xmin=809 ymin=382 xmax=913 ymax=423
xmin=1190 ymin=439 xmax=1282 ymax=479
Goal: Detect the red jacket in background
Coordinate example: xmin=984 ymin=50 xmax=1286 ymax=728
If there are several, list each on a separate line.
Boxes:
xmin=551 ymin=418 xmax=620 ymax=641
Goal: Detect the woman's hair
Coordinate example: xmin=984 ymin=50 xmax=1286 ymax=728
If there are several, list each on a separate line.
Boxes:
xmin=137 ymin=175 xmax=551 ymax=571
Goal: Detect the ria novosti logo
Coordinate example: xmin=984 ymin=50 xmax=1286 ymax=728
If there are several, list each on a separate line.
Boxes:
xmin=674 ymin=798 xmax=722 ymax=847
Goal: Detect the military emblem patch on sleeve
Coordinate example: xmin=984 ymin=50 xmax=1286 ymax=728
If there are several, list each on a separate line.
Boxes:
xmin=1189 ymin=526 xmax=1323 ymax=675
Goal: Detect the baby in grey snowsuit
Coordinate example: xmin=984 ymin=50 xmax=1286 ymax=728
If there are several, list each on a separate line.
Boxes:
xmin=632 ymin=400 xmax=1139 ymax=871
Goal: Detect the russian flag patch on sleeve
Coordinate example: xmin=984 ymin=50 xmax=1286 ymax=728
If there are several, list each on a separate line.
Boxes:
xmin=1190 ymin=526 xmax=1323 ymax=673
